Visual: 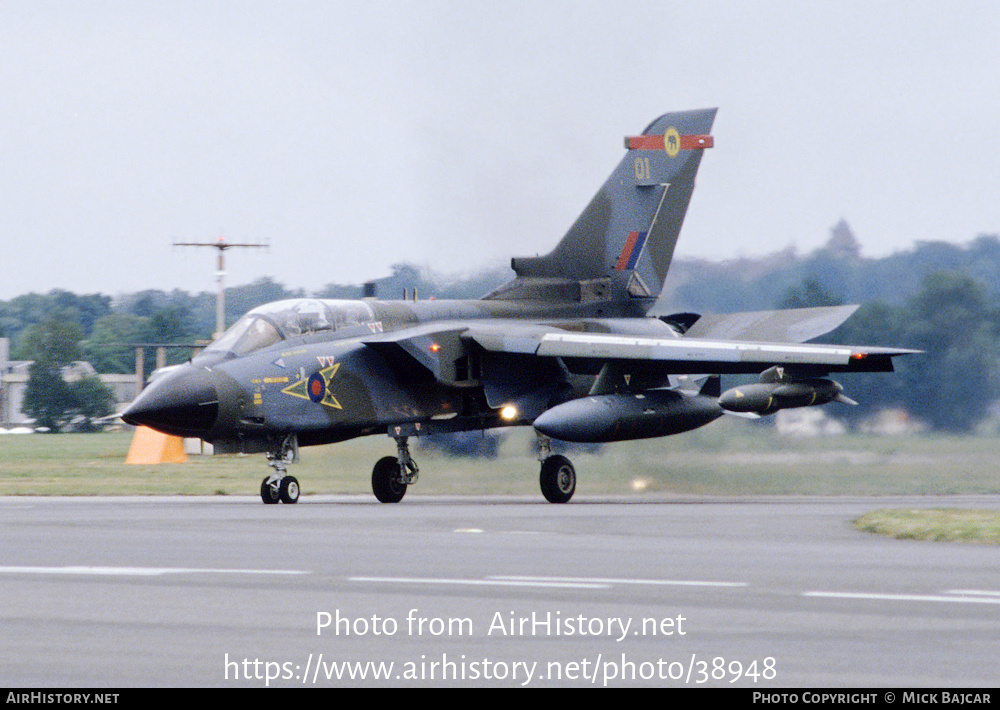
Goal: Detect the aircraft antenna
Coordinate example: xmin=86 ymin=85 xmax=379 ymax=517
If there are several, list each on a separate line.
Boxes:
xmin=173 ymin=237 xmax=269 ymax=339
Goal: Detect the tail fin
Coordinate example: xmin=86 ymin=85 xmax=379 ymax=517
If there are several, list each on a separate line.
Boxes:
xmin=486 ymin=108 xmax=716 ymax=312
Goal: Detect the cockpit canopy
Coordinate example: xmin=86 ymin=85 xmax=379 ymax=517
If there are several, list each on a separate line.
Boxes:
xmin=206 ymin=299 xmax=376 ymax=356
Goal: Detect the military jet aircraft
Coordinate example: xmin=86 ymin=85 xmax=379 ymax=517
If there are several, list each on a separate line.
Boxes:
xmin=122 ymin=108 xmax=915 ymax=504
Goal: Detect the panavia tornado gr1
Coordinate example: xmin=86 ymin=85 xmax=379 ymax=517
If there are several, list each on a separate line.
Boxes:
xmin=122 ymin=108 xmax=916 ymax=504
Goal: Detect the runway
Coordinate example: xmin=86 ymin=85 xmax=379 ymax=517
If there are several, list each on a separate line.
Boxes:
xmin=1 ymin=494 xmax=998 ymax=687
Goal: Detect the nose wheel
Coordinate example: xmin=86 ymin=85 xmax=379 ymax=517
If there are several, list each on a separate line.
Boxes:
xmin=261 ymin=474 xmax=300 ymax=504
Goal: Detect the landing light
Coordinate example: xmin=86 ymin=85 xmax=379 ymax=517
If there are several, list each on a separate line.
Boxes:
xmin=500 ymin=405 xmax=518 ymax=422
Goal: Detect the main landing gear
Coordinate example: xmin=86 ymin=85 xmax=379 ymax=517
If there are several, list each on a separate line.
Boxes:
xmin=536 ymin=433 xmax=576 ymax=504
xmin=367 ymin=432 xmax=577 ymax=504
xmin=371 ymin=435 xmax=419 ymax=503
xmin=261 ymin=434 xmax=300 ymax=504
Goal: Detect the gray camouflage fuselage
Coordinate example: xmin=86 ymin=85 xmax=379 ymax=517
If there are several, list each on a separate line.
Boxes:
xmin=121 ymin=108 xmax=915 ymax=503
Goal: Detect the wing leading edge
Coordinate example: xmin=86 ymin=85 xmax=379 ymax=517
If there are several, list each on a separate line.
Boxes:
xmin=467 ymin=327 xmax=917 ymax=374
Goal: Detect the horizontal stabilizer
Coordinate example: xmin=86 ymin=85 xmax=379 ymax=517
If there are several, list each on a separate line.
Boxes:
xmin=683 ymin=305 xmax=859 ymax=343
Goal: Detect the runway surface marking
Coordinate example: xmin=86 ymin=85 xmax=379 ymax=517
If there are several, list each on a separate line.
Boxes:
xmin=349 ymin=576 xmax=611 ymax=589
xmin=349 ymin=575 xmax=747 ymax=590
xmin=947 ymin=589 xmax=1000 ymax=598
xmin=493 ymin=575 xmax=748 ymax=588
xmin=804 ymin=590 xmax=1000 ymax=605
xmin=0 ymin=566 xmax=309 ymax=577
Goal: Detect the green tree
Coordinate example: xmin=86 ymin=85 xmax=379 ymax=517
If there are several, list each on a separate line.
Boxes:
xmin=779 ymin=278 xmax=844 ymax=310
xmin=22 ymin=361 xmax=75 ymax=432
xmin=18 ymin=314 xmax=84 ymax=432
xmin=83 ymin=312 xmax=153 ymax=374
xmin=16 ymin=313 xmax=83 ymax=365
xmin=69 ymin=375 xmax=115 ymax=431
xmin=897 ymin=272 xmax=1000 ymax=432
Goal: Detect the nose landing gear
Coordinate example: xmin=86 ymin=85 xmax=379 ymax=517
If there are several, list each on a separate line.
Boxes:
xmin=261 ymin=434 xmax=300 ymax=504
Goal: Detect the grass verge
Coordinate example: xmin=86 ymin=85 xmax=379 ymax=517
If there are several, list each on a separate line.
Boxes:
xmin=853 ymin=508 xmax=1000 ymax=544
xmin=3 ymin=419 xmax=1000 ymax=500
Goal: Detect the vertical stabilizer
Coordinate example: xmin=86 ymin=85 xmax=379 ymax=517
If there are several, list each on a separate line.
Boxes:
xmin=488 ymin=109 xmax=716 ymax=312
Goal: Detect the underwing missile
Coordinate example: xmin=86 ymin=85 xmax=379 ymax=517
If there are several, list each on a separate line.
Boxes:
xmin=718 ymin=378 xmax=852 ymax=415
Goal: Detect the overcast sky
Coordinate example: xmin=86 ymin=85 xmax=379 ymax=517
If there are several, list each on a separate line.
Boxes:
xmin=2 ymin=1 xmax=999 ymax=300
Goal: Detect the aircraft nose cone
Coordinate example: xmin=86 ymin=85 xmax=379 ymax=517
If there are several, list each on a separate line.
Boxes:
xmin=122 ymin=365 xmax=219 ymax=437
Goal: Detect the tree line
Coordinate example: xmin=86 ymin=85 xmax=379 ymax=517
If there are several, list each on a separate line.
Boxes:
xmin=4 ymin=223 xmax=1000 ymax=433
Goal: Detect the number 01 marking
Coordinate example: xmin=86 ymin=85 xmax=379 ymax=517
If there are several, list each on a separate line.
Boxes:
xmin=634 ymin=157 xmax=652 ymax=181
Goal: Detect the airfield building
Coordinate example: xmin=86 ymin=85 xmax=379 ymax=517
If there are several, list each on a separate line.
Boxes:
xmin=0 ymin=338 xmax=137 ymax=428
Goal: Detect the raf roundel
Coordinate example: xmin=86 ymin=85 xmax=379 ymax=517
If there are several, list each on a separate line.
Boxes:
xmin=307 ymin=372 xmax=326 ymax=403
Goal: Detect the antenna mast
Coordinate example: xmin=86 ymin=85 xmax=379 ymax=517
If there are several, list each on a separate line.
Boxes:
xmin=174 ymin=237 xmax=268 ymax=339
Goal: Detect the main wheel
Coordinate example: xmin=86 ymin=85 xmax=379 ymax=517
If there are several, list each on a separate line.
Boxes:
xmin=540 ymin=454 xmax=576 ymax=503
xmin=260 ymin=476 xmax=280 ymax=504
xmin=279 ymin=475 xmax=300 ymax=504
xmin=372 ymin=456 xmax=407 ymax=503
